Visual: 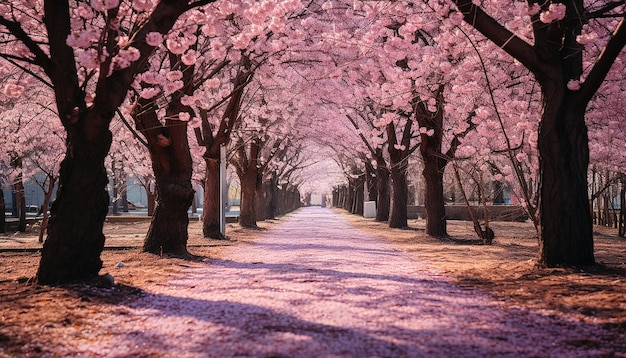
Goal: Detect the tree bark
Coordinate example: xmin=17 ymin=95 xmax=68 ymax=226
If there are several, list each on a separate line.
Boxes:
xmin=619 ymin=174 xmax=625 ymax=238
xmin=135 ymin=94 xmax=195 ymax=255
xmin=38 ymin=177 xmax=56 ymax=243
xmin=386 ymin=120 xmax=411 ymax=229
xmin=0 ymin=187 xmax=6 ymax=233
xmin=422 ymin=161 xmax=447 ymax=237
xmin=389 ymin=164 xmax=408 ymax=228
xmin=538 ymin=96 xmax=594 ymax=266
xmin=239 ymin=169 xmax=259 ymax=228
xmin=365 ymin=162 xmax=378 ymax=202
xmin=375 ymin=161 xmax=390 ymax=222
xmin=37 ymin=127 xmax=112 ymax=284
xmin=417 ymin=90 xmax=448 ymax=238
xmin=202 ymin=157 xmax=225 ymax=239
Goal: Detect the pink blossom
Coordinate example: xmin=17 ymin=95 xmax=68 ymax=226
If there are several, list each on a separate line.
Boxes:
xmin=567 ymin=79 xmax=581 ymax=91
xmin=205 ymin=78 xmax=220 ymax=89
xmin=166 ymin=37 xmax=188 ymax=55
xmin=141 ymin=71 xmax=164 ymax=85
xmin=132 ymin=0 xmax=154 ymax=12
xmin=76 ymin=49 xmax=100 ymax=69
xmin=539 ymin=3 xmax=566 ymax=24
xmin=3 ymin=82 xmax=25 ymax=98
xmin=139 ymin=87 xmax=160 ymax=99
xmin=77 ymin=4 xmax=94 ymax=19
xmin=178 ymin=112 xmax=191 ymax=121
xmin=66 ymin=29 xmax=98 ymax=49
xmin=146 ymin=32 xmax=163 ymax=47
xmin=181 ymin=50 xmax=197 ymax=66
xmin=166 ymin=70 xmax=183 ymax=81
xmin=119 ymin=47 xmax=140 ymax=62
xmin=576 ymin=26 xmax=597 ymax=45
xmin=180 ymin=95 xmax=195 ymax=106
xmin=90 ymin=0 xmax=119 ymax=12
xmin=527 ymin=3 xmax=541 ymax=15
xmin=163 ymin=80 xmax=184 ymax=95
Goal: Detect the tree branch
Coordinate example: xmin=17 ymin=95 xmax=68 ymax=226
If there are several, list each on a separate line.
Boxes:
xmin=578 ymin=18 xmax=626 ymax=105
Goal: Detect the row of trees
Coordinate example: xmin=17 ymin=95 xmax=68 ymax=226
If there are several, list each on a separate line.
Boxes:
xmin=0 ymin=0 xmax=624 ymax=284
xmin=300 ymin=0 xmax=625 ymax=262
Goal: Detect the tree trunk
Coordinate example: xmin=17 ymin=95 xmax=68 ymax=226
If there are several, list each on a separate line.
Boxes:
xmin=142 ymin=151 xmax=194 ymax=255
xmin=375 ymin=164 xmax=390 ymax=222
xmin=37 ymin=130 xmax=112 ymax=285
xmin=0 ymin=187 xmax=5 ymax=233
xmin=239 ymin=169 xmax=258 ymax=228
xmin=365 ymin=163 xmax=378 ymax=201
xmin=353 ymin=178 xmax=364 ymax=215
xmin=202 ymin=157 xmax=226 ymax=239
xmin=264 ymin=178 xmax=277 ymax=220
xmin=143 ymin=181 xmax=194 ymax=254
xmin=389 ymin=165 xmax=408 ymax=228
xmin=538 ymin=94 xmax=594 ymax=266
xmin=145 ymin=183 xmax=156 ymax=217
xmin=255 ymin=181 xmax=266 ymax=221
xmin=422 ymin=160 xmax=447 ymax=237
xmin=13 ymin=178 xmax=26 ymax=232
xmin=619 ymin=174 xmax=625 ymax=238
xmin=38 ymin=177 xmax=56 ymax=243
xmin=133 ymin=80 xmax=195 ymax=255
xmin=11 ymin=157 xmax=27 ymax=232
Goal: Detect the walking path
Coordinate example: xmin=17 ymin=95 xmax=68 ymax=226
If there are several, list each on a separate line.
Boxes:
xmin=56 ymin=207 xmax=618 ymax=357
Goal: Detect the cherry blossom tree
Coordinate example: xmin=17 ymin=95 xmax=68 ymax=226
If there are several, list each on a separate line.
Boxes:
xmin=447 ymin=0 xmax=626 ymax=265
xmin=0 ymin=0 xmax=218 ymax=284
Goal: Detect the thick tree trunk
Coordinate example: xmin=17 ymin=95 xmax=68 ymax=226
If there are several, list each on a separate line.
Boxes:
xmin=263 ymin=178 xmax=277 ymax=220
xmin=538 ymin=96 xmax=594 ymax=266
xmin=255 ymin=182 xmax=266 ymax=221
xmin=143 ymin=181 xmax=194 ymax=254
xmin=389 ymin=165 xmax=408 ymax=228
xmin=239 ymin=170 xmax=258 ymax=228
xmin=136 ymin=94 xmax=195 ymax=255
xmin=142 ymin=130 xmax=194 ymax=254
xmin=422 ymin=161 xmax=447 ymax=237
xmin=375 ymin=165 xmax=390 ymax=222
xmin=202 ymin=157 xmax=226 ymax=239
xmin=352 ymin=178 xmax=364 ymax=215
xmin=37 ymin=132 xmax=112 ymax=285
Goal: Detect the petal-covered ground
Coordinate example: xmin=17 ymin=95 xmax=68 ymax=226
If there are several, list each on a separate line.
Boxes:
xmin=35 ymin=207 xmax=621 ymax=357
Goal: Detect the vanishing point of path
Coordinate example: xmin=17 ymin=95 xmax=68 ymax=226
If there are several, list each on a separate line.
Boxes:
xmin=59 ymin=207 xmax=620 ymax=357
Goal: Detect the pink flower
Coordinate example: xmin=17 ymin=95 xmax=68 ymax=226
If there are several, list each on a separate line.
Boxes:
xmin=567 ymin=79 xmax=581 ymax=91
xmin=181 ymin=50 xmax=197 ymax=66
xmin=166 ymin=70 xmax=183 ymax=81
xmin=178 ymin=112 xmax=190 ymax=121
xmin=539 ymin=3 xmax=566 ymax=24
xmin=139 ymin=87 xmax=160 ymax=99
xmin=90 ymin=0 xmax=119 ymax=12
xmin=146 ymin=32 xmax=163 ymax=47
xmin=3 ymin=82 xmax=25 ymax=98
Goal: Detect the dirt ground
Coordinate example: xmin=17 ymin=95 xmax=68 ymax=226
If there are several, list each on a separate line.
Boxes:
xmin=1 ymin=210 xmax=625 ymax=356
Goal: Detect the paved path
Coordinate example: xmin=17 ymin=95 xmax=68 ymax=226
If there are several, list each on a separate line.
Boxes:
xmin=60 ymin=207 xmax=617 ymax=357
